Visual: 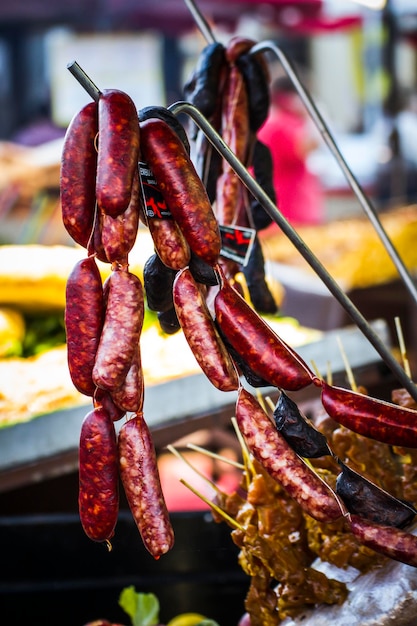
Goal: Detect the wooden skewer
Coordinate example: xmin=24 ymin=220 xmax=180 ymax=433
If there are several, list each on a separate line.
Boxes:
xmin=395 ymin=316 xmax=412 ymax=379
xmin=166 ymin=444 xmax=222 ymax=493
xmin=337 ymin=335 xmax=357 ymax=392
xmin=231 ymin=416 xmax=255 ymax=487
xmin=186 ymin=443 xmax=245 ymax=470
xmin=179 ymin=478 xmax=244 ymax=530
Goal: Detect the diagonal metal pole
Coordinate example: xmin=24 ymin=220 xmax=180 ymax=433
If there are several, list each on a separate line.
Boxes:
xmin=169 ymin=100 xmax=417 ymax=403
xmin=250 ymin=40 xmax=417 ymax=309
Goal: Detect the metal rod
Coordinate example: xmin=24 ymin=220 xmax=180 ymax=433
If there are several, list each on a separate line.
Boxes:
xmin=67 ymin=60 xmax=101 ymax=102
xmin=183 ymin=0 xmax=216 ymax=44
xmin=250 ymin=40 xmax=417 ymax=308
xmin=169 ymin=100 xmax=417 ymax=402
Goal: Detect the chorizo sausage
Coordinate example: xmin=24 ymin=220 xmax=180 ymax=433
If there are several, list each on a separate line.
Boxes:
xmin=214 ymin=266 xmax=315 ymax=391
xmin=139 ymin=117 xmax=221 ymax=266
xmin=118 ymin=412 xmax=175 ymax=558
xmin=93 ymin=268 xmax=144 ymax=391
xmin=60 ymin=101 xmax=97 ymax=248
xmin=139 ymin=160 xmax=191 ymax=270
xmin=94 ymin=387 xmax=125 ymax=422
xmin=96 ymin=89 xmax=140 ymax=218
xmin=78 ymin=407 xmax=119 ymax=543
xmin=349 ymin=514 xmax=417 ymax=568
xmin=65 ymin=255 xmax=104 ymax=396
xmin=236 ymin=387 xmax=342 ymax=523
xmin=173 ymin=267 xmax=239 ymax=392
xmin=111 ymin=343 xmax=144 ymax=414
xmin=320 ymin=381 xmax=417 ymax=448
xmin=100 ymin=168 xmax=140 ymax=264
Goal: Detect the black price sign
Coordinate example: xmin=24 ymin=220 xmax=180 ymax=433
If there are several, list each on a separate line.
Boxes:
xmin=219 ymin=224 xmax=256 ymax=266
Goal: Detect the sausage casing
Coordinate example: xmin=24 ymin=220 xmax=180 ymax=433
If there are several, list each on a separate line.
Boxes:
xmin=118 ymin=412 xmax=175 ymax=558
xmin=93 ymin=269 xmax=144 ymax=391
xmin=173 ymin=267 xmax=239 ymax=391
xmin=65 ymin=256 xmax=104 ymax=396
xmin=236 ymin=387 xmax=342 ymax=523
xmin=60 ymin=101 xmax=97 ymax=248
xmin=349 ymin=514 xmax=417 ymax=567
xmin=79 ymin=407 xmax=119 ymax=543
xmin=214 ymin=268 xmax=314 ymax=391
xmin=96 ymin=89 xmax=140 ymax=217
xmin=140 ymin=117 xmax=221 ymax=266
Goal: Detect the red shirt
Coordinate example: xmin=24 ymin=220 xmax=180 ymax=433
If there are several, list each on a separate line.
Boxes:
xmin=258 ymin=104 xmax=324 ymax=229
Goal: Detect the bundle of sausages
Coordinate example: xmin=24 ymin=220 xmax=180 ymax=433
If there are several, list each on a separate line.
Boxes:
xmin=61 ymin=76 xmax=417 ymax=572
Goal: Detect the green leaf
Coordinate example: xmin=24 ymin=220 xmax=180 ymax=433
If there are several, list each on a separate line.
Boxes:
xmin=119 ymin=586 xmax=160 ymax=626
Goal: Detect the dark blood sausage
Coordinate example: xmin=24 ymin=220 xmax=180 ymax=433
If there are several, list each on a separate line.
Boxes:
xmin=189 ymin=250 xmax=218 ymax=287
xmin=250 ymin=140 xmax=275 ymax=231
xmin=100 ymin=168 xmax=140 ymax=264
xmin=236 ymin=387 xmax=342 ymax=523
xmin=60 ymin=101 xmax=98 ymax=248
xmin=118 ymin=412 xmax=175 ymax=558
xmin=336 ymin=461 xmax=416 ymax=528
xmin=349 ymin=514 xmax=417 ymax=568
xmin=93 ymin=269 xmax=144 ymax=391
xmin=320 ymin=381 xmax=417 ymax=448
xmin=241 ymin=235 xmax=278 ymax=315
xmin=65 ymin=256 xmax=104 ymax=396
xmin=78 ymin=407 xmax=119 ymax=543
xmin=273 ymin=390 xmax=331 ymax=459
xmin=111 ymin=343 xmax=144 ymax=413
xmin=96 ymin=89 xmax=140 ymax=218
xmin=94 ymin=387 xmax=125 ymax=422
xmin=214 ymin=267 xmax=315 ymax=391
xmin=157 ymin=307 xmax=181 ymax=335
xmin=143 ymin=253 xmax=177 ymax=313
xmin=173 ymin=267 xmax=239 ymax=392
xmin=236 ymin=50 xmax=270 ymax=132
xmin=139 ymin=118 xmax=221 ymax=266
xmin=183 ymin=42 xmax=226 ymax=120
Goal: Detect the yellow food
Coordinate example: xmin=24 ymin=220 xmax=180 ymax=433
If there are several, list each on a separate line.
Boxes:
xmin=0 ymin=307 xmax=25 ymax=356
xmin=166 ymin=613 xmax=208 ymax=626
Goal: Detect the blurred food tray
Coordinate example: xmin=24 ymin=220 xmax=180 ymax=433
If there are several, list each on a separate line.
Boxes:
xmin=0 ymin=319 xmax=391 ymax=493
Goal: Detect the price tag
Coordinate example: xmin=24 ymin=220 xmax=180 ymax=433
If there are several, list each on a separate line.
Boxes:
xmin=219 ymin=224 xmax=256 ymax=266
xmin=139 ymin=161 xmax=172 ymax=219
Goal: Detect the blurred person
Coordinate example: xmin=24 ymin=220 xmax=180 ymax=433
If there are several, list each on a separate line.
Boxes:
xmin=257 ymin=75 xmax=325 ymax=235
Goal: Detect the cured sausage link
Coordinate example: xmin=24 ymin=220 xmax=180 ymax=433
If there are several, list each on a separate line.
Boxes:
xmin=349 ymin=514 xmax=417 ymax=568
xmin=214 ymin=266 xmax=315 ymax=391
xmin=139 ymin=117 xmax=221 ymax=266
xmin=65 ymin=256 xmax=104 ymax=397
xmin=118 ymin=413 xmax=175 ymax=558
xmin=173 ymin=267 xmax=239 ymax=392
xmin=93 ymin=269 xmax=144 ymax=391
xmin=236 ymin=387 xmax=342 ymax=523
xmin=321 ymin=382 xmax=417 ymax=448
xmin=96 ymin=89 xmax=140 ymax=218
xmin=60 ymin=101 xmax=98 ymax=248
xmin=78 ymin=407 xmax=119 ymax=543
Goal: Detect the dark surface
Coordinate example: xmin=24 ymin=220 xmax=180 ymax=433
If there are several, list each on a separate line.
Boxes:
xmin=0 ymin=509 xmax=247 ymax=626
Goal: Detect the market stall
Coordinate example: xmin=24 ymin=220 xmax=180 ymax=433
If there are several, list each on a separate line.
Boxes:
xmin=2 ymin=1 xmax=417 ymax=625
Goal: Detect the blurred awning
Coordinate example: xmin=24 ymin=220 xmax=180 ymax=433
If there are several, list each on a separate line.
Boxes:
xmin=0 ymin=0 xmax=362 ymax=36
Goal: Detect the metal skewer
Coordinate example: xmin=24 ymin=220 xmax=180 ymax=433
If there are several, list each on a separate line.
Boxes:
xmin=182 ymin=0 xmax=216 ymax=44
xmin=169 ymin=100 xmax=417 ymax=402
xmin=67 ymin=60 xmax=101 ymax=102
xmin=249 ymin=40 xmax=417 ymax=309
